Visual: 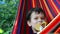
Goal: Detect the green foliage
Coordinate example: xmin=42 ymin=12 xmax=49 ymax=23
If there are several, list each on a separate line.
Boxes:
xmin=0 ymin=0 xmax=19 ymax=34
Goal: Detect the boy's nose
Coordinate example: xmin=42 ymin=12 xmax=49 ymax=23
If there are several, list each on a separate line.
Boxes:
xmin=38 ymin=19 xmax=42 ymax=22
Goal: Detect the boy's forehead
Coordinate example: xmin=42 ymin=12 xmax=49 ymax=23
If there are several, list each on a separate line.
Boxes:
xmin=31 ymin=12 xmax=45 ymax=18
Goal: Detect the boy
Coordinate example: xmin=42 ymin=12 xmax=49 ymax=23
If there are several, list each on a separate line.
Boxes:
xmin=26 ymin=8 xmax=47 ymax=34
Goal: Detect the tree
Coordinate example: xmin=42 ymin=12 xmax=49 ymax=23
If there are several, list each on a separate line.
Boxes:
xmin=0 ymin=0 xmax=19 ymax=34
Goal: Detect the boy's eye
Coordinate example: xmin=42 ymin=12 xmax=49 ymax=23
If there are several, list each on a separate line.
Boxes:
xmin=34 ymin=17 xmax=38 ymax=20
xmin=41 ymin=18 xmax=45 ymax=20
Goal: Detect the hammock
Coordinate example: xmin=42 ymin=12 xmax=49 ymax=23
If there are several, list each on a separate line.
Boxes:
xmin=12 ymin=0 xmax=60 ymax=34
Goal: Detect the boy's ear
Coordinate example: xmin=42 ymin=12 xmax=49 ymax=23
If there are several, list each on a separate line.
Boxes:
xmin=27 ymin=21 xmax=31 ymax=26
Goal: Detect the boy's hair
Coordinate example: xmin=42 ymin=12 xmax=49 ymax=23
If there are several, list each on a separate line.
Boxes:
xmin=26 ymin=8 xmax=46 ymax=21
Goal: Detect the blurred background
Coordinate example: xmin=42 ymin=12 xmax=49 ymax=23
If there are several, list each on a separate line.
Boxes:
xmin=0 ymin=0 xmax=19 ymax=34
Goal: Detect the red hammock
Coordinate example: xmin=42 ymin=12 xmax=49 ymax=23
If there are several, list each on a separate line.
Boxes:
xmin=12 ymin=0 xmax=60 ymax=34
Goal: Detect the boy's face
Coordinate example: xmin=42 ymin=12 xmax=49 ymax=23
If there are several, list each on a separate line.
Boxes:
xmin=27 ymin=11 xmax=47 ymax=32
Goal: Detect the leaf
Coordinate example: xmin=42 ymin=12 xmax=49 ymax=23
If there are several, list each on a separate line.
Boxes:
xmin=0 ymin=28 xmax=4 ymax=34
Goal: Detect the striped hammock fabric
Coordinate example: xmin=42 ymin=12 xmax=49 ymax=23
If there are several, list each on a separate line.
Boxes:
xmin=12 ymin=0 xmax=60 ymax=34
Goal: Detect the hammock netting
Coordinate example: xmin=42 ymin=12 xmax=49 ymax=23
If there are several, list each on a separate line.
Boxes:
xmin=12 ymin=0 xmax=60 ymax=34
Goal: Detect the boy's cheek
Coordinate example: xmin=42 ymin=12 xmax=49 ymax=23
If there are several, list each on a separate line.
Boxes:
xmin=31 ymin=19 xmax=37 ymax=23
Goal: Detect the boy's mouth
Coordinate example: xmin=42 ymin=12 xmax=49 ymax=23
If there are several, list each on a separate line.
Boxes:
xmin=34 ymin=21 xmax=47 ymax=32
